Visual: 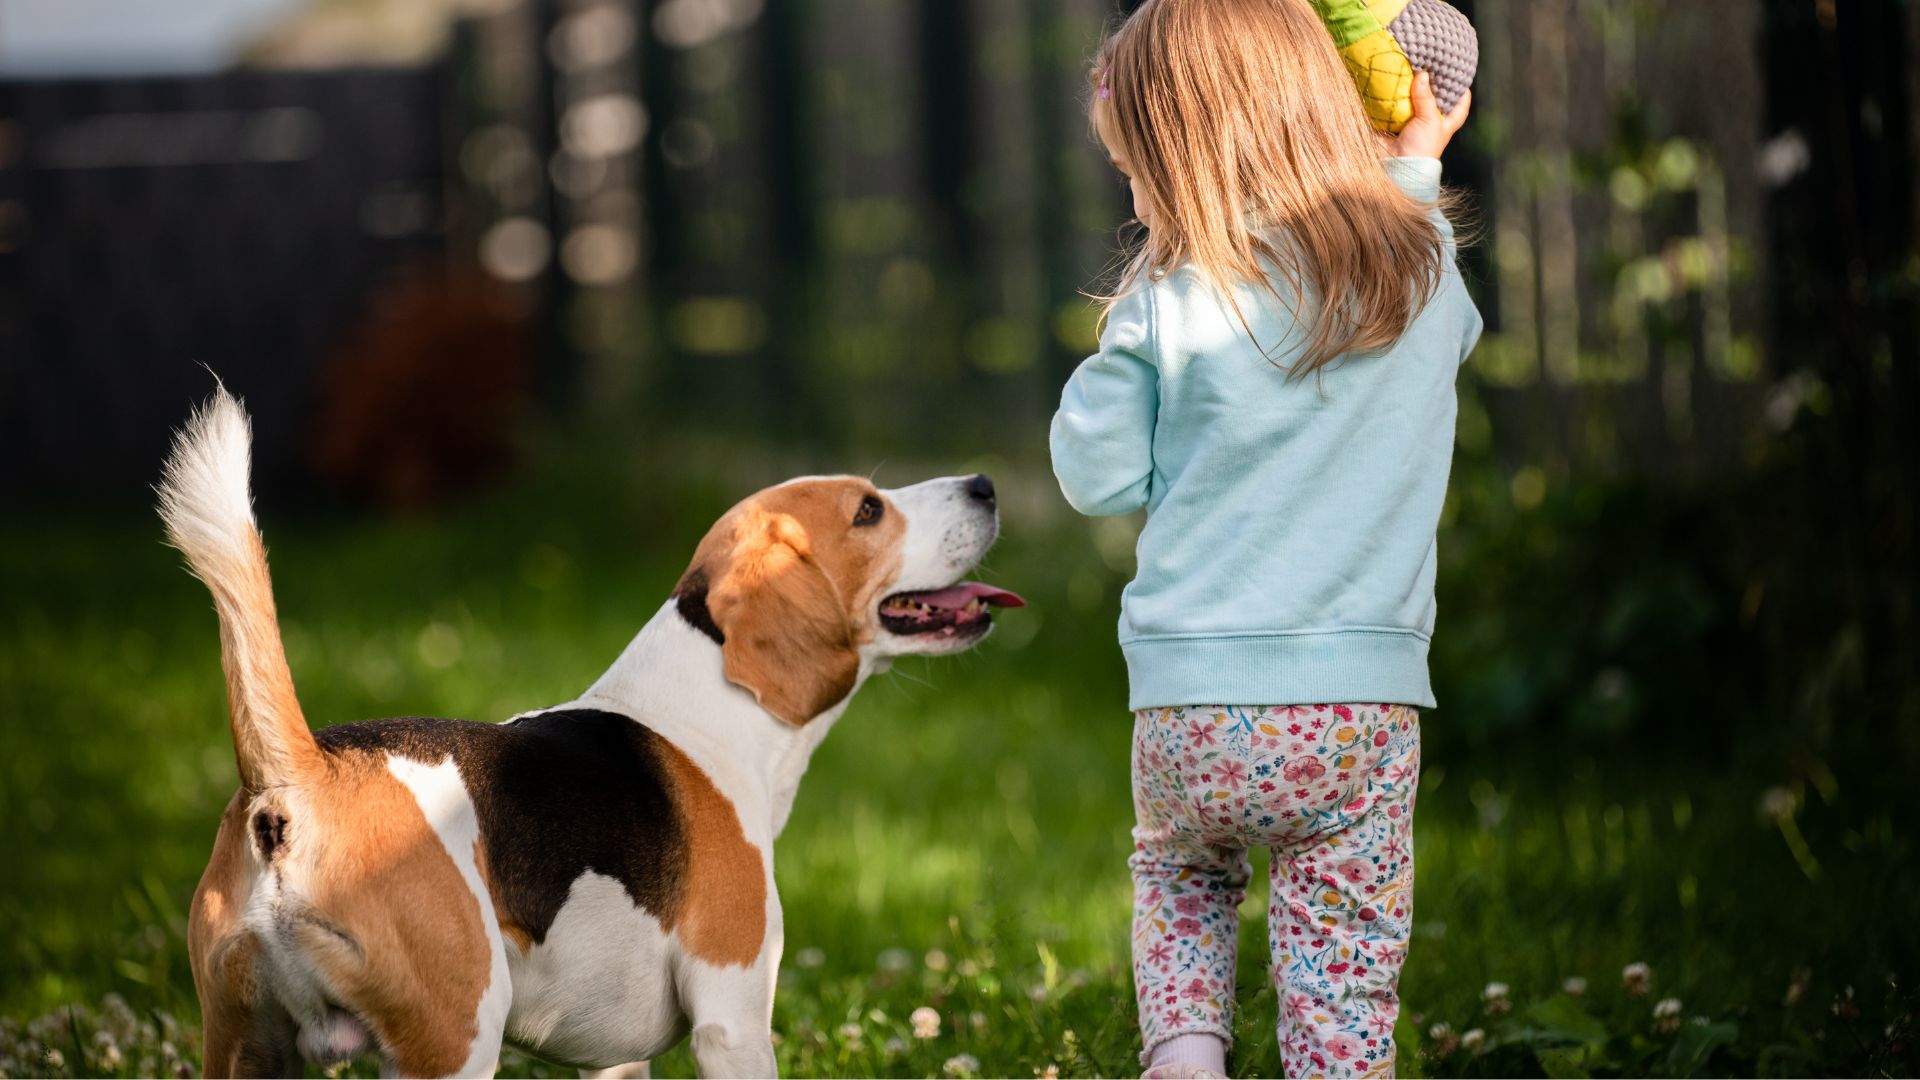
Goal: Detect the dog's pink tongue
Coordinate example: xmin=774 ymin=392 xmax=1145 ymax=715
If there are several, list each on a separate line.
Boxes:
xmin=916 ymin=582 xmax=1027 ymax=609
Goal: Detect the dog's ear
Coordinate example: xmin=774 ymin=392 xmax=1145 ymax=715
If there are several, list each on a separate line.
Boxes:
xmin=703 ymin=512 xmax=859 ymax=725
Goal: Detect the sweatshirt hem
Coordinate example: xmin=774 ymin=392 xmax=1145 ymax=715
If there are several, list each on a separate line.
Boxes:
xmin=1121 ymin=630 xmax=1436 ymax=710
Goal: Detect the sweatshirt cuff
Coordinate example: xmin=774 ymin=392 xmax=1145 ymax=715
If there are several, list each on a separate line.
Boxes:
xmin=1383 ymin=156 xmax=1442 ymax=200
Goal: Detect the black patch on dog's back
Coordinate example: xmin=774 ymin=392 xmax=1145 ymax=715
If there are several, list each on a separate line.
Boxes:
xmin=315 ymin=709 xmax=687 ymax=946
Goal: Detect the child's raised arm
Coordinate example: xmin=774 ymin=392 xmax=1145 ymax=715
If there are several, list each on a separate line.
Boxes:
xmin=1049 ymin=287 xmax=1159 ymax=516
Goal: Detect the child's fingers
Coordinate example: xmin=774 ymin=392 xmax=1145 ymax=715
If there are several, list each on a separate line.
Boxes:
xmin=1408 ymin=70 xmax=1440 ymax=121
xmin=1443 ymin=87 xmax=1473 ymax=136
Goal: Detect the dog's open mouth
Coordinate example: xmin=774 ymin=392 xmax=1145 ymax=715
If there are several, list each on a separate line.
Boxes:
xmin=878 ymin=582 xmax=1026 ymax=637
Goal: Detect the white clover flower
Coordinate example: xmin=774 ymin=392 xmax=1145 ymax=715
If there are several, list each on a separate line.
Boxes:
xmin=1038 ymin=1066 xmax=1061 ymax=1079
xmin=1426 ymin=1022 xmax=1458 ymax=1057
xmin=1653 ymin=997 xmax=1683 ymax=1032
xmin=912 ymin=1006 xmax=942 ymax=1040
xmin=884 ymin=1037 xmax=909 ymax=1057
xmin=45 ymin=1047 xmax=65 ymax=1069
xmin=944 ymin=1052 xmax=981 ymax=1077
xmin=838 ymin=1022 xmax=864 ymax=1044
xmin=924 ymin=948 xmax=951 ymax=972
xmin=1483 ymin=981 xmax=1512 ymax=1016
xmin=1563 ymin=975 xmax=1588 ymax=997
xmin=102 ymin=994 xmax=138 ymax=1043
xmin=1622 ymin=961 xmax=1652 ymax=995
xmin=878 ymin=947 xmax=913 ymax=973
xmin=93 ymin=1036 xmax=123 ymax=1070
xmin=1759 ymin=786 xmax=1796 ymax=823
xmin=1461 ymin=1028 xmax=1486 ymax=1053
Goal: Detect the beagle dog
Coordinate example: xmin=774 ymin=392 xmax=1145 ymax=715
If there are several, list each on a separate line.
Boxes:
xmin=158 ymin=389 xmax=1023 ymax=1078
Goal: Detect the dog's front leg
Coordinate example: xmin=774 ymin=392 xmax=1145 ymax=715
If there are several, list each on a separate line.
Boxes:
xmin=681 ymin=942 xmax=780 ymax=1079
xmin=689 ymin=1022 xmax=776 ymax=1079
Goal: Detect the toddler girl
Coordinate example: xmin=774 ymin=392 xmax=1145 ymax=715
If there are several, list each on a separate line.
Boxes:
xmin=1050 ymin=0 xmax=1478 ymax=1076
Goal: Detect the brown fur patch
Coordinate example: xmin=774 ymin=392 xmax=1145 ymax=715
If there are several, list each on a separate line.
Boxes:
xmin=191 ymin=793 xmax=262 ymax=1077
xmin=657 ymin=742 xmax=767 ymax=967
xmin=676 ymin=478 xmax=905 ymax=725
xmin=297 ymin=752 xmax=493 ymax=1078
xmin=473 ymin=837 xmax=532 ymax=954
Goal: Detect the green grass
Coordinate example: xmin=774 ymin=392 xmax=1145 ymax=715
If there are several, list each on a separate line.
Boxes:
xmin=1 ymin=457 xmax=1914 ymax=1078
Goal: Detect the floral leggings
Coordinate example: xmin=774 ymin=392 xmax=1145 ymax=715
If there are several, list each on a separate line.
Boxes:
xmin=1131 ymin=704 xmax=1421 ymax=1078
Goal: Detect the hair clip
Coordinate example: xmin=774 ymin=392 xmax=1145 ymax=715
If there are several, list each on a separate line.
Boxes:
xmin=1098 ymin=65 xmax=1112 ymax=100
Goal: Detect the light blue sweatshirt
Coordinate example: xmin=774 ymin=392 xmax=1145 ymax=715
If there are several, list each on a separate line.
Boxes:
xmin=1050 ymin=157 xmax=1482 ymax=710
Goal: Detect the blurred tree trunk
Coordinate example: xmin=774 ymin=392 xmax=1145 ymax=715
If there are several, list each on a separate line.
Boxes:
xmin=755 ymin=0 xmax=813 ymax=440
xmin=1760 ymin=0 xmax=1918 ymax=728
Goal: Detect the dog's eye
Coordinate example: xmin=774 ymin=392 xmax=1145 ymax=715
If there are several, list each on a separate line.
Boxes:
xmin=853 ymin=495 xmax=884 ymax=527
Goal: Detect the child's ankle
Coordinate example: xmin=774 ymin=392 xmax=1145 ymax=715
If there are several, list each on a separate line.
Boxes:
xmin=1148 ymin=1032 xmax=1228 ymax=1074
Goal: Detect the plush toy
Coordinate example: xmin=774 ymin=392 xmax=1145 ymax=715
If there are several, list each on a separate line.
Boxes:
xmin=1310 ymin=0 xmax=1478 ymax=134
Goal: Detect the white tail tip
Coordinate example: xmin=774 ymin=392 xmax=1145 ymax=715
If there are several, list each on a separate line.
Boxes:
xmin=157 ymin=385 xmax=257 ymax=562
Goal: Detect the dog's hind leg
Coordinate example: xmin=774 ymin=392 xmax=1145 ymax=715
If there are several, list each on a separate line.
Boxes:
xmin=193 ymin=927 xmax=323 ymax=1078
xmin=459 ymin=1013 xmax=508 ymax=1080
xmin=200 ymin=980 xmax=299 ymax=1080
xmin=376 ymin=1011 xmax=504 ymax=1080
xmin=367 ymin=988 xmax=506 ymax=1079
xmin=229 ymin=1007 xmax=301 ymax=1079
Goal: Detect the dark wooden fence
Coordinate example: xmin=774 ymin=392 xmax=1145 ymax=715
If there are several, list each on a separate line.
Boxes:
xmin=2 ymin=0 xmax=1914 ymax=508
xmin=0 ymin=68 xmax=451 ymax=497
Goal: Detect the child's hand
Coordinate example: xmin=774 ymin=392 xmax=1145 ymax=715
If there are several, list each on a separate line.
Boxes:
xmin=1376 ymin=71 xmax=1471 ymax=160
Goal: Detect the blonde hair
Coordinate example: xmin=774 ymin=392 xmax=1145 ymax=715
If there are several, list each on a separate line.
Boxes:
xmin=1090 ymin=0 xmax=1456 ymax=376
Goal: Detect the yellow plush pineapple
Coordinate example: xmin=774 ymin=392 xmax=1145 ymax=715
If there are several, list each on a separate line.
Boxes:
xmin=1311 ymin=0 xmax=1478 ymax=134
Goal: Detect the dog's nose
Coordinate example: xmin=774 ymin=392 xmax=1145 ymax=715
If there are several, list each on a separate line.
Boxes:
xmin=967 ymin=473 xmax=996 ymax=506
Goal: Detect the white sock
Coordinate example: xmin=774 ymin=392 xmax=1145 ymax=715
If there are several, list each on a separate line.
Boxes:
xmin=1150 ymin=1033 xmax=1228 ymax=1074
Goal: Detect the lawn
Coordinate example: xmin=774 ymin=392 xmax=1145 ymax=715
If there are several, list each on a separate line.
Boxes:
xmin=1 ymin=447 xmax=1914 ymax=1078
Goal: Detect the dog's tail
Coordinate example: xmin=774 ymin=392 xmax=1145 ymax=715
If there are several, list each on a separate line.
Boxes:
xmin=158 ymin=386 xmax=321 ymax=793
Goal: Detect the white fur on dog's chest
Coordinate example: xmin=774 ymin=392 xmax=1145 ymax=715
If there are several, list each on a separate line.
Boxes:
xmin=503 ymin=873 xmax=687 ymax=1066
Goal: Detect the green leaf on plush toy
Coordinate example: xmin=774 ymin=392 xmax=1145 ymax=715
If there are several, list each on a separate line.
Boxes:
xmin=1308 ymin=0 xmax=1384 ymax=49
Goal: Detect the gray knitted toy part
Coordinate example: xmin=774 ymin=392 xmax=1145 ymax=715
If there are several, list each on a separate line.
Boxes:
xmin=1387 ymin=0 xmax=1478 ymax=114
